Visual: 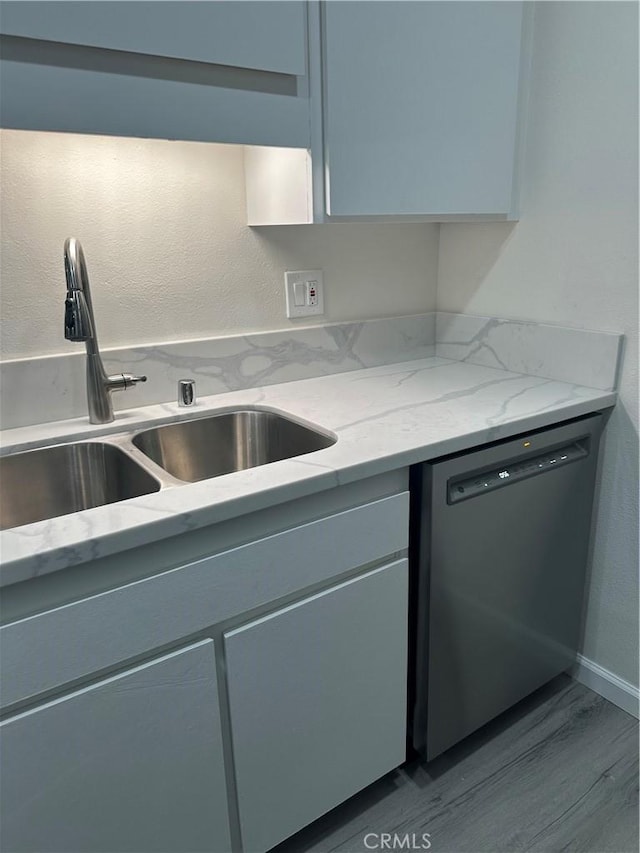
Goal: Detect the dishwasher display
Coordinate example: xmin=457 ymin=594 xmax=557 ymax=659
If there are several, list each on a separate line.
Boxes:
xmin=411 ymin=413 xmax=604 ymax=761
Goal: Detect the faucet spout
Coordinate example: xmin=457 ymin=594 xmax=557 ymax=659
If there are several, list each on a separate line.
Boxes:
xmin=63 ymin=238 xmax=147 ymax=424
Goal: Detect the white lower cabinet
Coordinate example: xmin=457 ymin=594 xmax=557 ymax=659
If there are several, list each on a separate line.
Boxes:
xmin=225 ymin=559 xmax=409 ymax=852
xmin=0 ymin=486 xmax=410 ymax=853
xmin=0 ymin=640 xmax=231 ymax=853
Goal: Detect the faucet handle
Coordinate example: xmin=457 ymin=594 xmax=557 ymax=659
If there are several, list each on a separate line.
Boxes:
xmin=107 ymin=373 xmax=147 ymax=392
xmin=123 ymin=373 xmax=147 ymax=389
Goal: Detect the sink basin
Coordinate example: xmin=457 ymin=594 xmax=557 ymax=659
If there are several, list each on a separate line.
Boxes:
xmin=0 ymin=442 xmax=161 ymax=531
xmin=132 ymin=409 xmax=336 ymax=483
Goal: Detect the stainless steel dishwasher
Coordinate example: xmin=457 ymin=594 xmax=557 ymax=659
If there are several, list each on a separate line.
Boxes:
xmin=411 ymin=413 xmax=605 ymax=760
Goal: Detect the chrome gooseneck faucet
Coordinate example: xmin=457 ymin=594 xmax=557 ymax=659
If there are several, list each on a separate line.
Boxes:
xmin=64 ymin=237 xmax=147 ymax=424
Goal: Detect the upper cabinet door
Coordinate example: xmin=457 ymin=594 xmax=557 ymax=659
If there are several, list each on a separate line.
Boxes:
xmin=0 ymin=1 xmax=310 ymax=146
xmin=0 ymin=0 xmax=307 ymax=75
xmin=323 ymin=1 xmax=526 ymax=217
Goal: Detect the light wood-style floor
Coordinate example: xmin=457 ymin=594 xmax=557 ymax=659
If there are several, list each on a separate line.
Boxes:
xmin=274 ymin=676 xmax=639 ymax=853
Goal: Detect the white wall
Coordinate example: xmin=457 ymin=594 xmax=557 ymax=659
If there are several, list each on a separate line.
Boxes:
xmin=438 ymin=2 xmax=639 ymax=686
xmin=0 ymin=130 xmax=438 ymax=359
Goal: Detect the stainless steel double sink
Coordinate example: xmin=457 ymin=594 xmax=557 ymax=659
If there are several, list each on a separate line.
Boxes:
xmin=0 ymin=410 xmax=336 ymax=531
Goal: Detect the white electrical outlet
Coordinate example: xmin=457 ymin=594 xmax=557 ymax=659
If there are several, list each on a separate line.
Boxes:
xmin=284 ymin=270 xmax=324 ymax=318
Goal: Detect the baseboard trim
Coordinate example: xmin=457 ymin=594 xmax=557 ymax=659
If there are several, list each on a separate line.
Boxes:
xmin=572 ymin=654 xmax=639 ymax=719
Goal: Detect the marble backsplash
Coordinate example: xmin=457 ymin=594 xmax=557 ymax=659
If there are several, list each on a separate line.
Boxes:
xmin=0 ymin=314 xmax=437 ymax=430
xmin=436 ymin=312 xmax=623 ymax=393
xmin=0 ymin=311 xmax=623 ymax=431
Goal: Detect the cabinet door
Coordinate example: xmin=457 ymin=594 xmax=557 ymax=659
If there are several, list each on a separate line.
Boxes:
xmin=323 ymin=1 xmax=525 ymax=217
xmin=0 ymin=1 xmax=306 ymax=75
xmin=0 ymin=640 xmax=231 ymax=853
xmin=0 ymin=2 xmax=309 ymax=145
xmin=225 ymin=560 xmax=408 ymax=852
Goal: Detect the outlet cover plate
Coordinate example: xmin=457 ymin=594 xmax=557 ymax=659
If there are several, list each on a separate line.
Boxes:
xmin=284 ymin=270 xmax=324 ymax=318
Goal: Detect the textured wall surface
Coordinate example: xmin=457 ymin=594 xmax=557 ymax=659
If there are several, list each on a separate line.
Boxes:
xmin=438 ymin=2 xmax=639 ymax=685
xmin=0 ymin=131 xmax=438 ymax=359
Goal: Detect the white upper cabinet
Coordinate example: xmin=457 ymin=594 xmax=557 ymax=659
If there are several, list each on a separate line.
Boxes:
xmin=0 ymin=1 xmax=310 ymax=147
xmin=2 ymin=0 xmax=531 ymax=219
xmin=323 ymin=1 xmax=526 ymax=218
xmin=246 ymin=0 xmax=532 ymax=224
xmin=0 ymin=1 xmax=306 ymax=75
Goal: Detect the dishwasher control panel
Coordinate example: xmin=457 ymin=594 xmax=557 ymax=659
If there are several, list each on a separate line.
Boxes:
xmin=448 ymin=440 xmax=588 ymax=503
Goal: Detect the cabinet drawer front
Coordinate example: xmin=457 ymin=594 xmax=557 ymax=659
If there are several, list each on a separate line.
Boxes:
xmin=1 ymin=493 xmax=409 ymax=709
xmin=225 ymin=559 xmax=409 ymax=852
xmin=0 ymin=640 xmax=231 ymax=853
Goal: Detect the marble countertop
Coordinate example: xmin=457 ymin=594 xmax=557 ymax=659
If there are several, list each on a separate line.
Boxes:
xmin=0 ymin=356 xmax=616 ymax=587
